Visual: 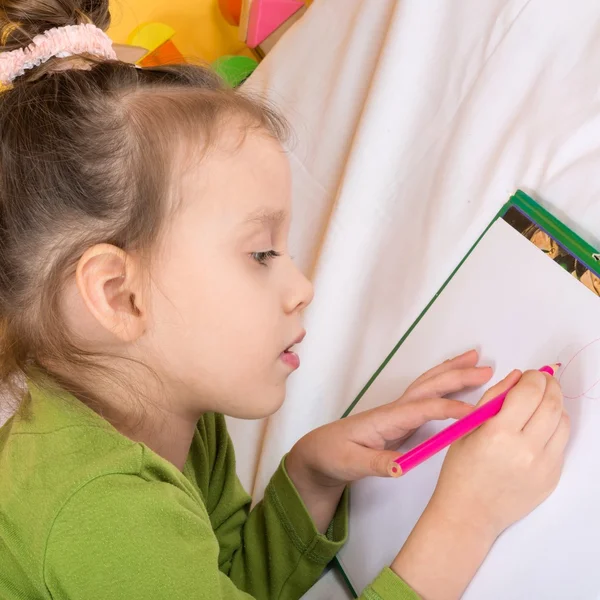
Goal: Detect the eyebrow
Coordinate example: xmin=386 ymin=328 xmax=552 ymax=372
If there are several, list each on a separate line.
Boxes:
xmin=242 ymin=208 xmax=288 ymax=228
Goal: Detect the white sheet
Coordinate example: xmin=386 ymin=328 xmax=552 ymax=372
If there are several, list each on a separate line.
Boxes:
xmin=228 ymin=0 xmax=600 ymax=596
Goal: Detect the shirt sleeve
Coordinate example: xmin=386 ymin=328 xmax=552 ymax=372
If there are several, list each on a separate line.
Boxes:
xmin=203 ymin=414 xmax=348 ymax=598
xmin=358 ymin=568 xmax=422 ymax=600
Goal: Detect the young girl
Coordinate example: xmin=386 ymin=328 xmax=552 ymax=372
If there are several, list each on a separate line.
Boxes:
xmin=0 ymin=3 xmax=569 ymax=599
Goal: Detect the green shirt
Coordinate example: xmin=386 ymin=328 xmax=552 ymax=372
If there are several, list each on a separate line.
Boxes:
xmin=0 ymin=382 xmax=419 ymax=600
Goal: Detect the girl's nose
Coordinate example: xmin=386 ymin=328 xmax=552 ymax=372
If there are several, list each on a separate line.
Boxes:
xmin=284 ymin=261 xmax=314 ymax=314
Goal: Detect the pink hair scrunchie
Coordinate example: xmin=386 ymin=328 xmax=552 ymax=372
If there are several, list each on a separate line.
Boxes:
xmin=0 ymin=23 xmax=117 ymax=85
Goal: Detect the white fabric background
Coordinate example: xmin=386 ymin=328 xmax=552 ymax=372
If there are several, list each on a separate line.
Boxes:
xmin=231 ymin=0 xmax=600 ymax=596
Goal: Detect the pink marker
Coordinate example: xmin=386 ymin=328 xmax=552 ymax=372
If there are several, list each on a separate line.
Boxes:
xmin=390 ymin=364 xmax=561 ymax=477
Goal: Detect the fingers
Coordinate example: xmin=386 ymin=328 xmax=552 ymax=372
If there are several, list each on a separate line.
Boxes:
xmin=384 ymin=397 xmax=474 ymax=432
xmin=521 ymin=375 xmax=564 ymax=448
xmin=341 ymin=444 xmax=402 ymax=480
xmin=544 ymin=411 xmax=571 ymax=458
xmin=495 ymin=371 xmax=550 ymax=431
xmin=405 ymin=366 xmax=493 ymax=402
xmin=475 ymin=370 xmax=522 ymax=407
xmin=408 ymin=349 xmax=481 ymax=389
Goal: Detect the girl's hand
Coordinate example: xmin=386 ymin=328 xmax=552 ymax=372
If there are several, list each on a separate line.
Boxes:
xmin=430 ymin=368 xmax=570 ymax=538
xmin=390 ymin=369 xmax=570 ymax=600
xmin=285 ymin=349 xmax=492 ymax=531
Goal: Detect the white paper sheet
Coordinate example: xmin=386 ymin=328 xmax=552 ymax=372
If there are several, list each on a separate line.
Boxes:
xmin=338 ymin=218 xmax=600 ymax=599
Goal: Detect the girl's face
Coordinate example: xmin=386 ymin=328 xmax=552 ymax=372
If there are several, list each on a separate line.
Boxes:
xmin=144 ymin=128 xmax=314 ymax=419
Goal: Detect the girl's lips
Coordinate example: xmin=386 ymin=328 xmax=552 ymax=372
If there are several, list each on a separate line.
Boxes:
xmin=280 ymin=329 xmax=305 ymax=370
xmin=280 ymin=349 xmax=300 ymax=370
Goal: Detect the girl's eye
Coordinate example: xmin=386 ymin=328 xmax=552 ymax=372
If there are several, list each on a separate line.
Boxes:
xmin=251 ymin=250 xmax=282 ymax=266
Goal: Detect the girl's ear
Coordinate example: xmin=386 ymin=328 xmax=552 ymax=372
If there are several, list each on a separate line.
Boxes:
xmin=76 ymin=244 xmax=146 ymax=342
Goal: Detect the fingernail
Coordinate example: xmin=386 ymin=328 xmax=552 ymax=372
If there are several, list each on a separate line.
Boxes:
xmin=540 ymin=363 xmax=561 ymax=377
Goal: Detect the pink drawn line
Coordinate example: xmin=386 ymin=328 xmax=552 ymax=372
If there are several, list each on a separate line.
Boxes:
xmin=559 ymin=337 xmax=600 ymax=399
